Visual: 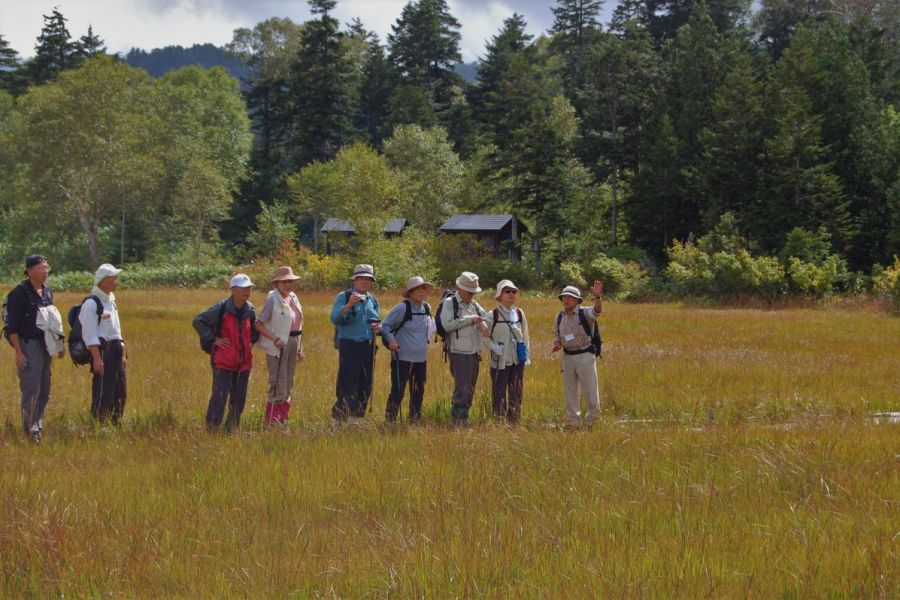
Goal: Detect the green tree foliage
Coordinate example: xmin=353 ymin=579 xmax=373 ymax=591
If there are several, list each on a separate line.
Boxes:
xmin=291 ymin=0 xmax=357 ymax=165
xmin=11 ymin=58 xmax=159 ymax=267
xmin=550 ymin=0 xmax=604 ymax=99
xmin=7 ymin=58 xmax=250 ymax=270
xmin=697 ymin=53 xmax=768 ymax=235
xmin=226 ymin=18 xmax=305 ymax=239
xmin=386 ymin=0 xmax=470 ymax=149
xmin=612 ymin=0 xmax=752 ymax=45
xmin=579 ymin=25 xmax=662 ymax=245
xmin=355 ymin=33 xmax=392 ymax=145
xmin=26 ymin=8 xmax=82 ymax=85
xmin=78 ymin=25 xmax=107 ymax=58
xmin=382 ymin=125 xmax=464 ymax=230
xmin=469 ymin=14 xmax=535 ymax=141
xmin=0 ymin=35 xmax=25 ymax=96
xmin=388 ymin=0 xmax=462 ymax=95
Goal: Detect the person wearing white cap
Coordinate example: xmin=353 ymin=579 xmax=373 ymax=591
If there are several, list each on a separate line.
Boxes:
xmin=439 ymin=271 xmax=489 ymax=426
xmin=380 ymin=276 xmax=434 ymax=423
xmin=80 ymin=263 xmax=127 ymax=423
xmin=551 ymin=280 xmax=604 ymax=429
xmin=484 ymin=279 xmax=530 ymax=423
xmin=256 ymin=266 xmax=304 ymax=426
xmin=329 ymin=264 xmax=382 ymax=426
xmin=193 ymin=273 xmax=260 ymax=431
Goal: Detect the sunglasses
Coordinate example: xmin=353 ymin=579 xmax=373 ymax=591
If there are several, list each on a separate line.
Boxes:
xmin=503 ymin=289 xmax=518 ymax=294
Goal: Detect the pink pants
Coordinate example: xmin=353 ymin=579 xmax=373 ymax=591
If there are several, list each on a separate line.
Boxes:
xmin=264 ymin=400 xmax=291 ymax=424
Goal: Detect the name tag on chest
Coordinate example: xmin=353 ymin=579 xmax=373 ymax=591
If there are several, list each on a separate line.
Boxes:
xmin=564 ymin=333 xmax=575 ymax=342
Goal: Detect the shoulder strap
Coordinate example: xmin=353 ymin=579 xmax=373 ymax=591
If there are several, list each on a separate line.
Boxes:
xmin=555 ymin=311 xmax=564 ymax=336
xmin=214 ymin=302 xmax=227 ymax=338
xmin=490 ymin=307 xmax=501 ymax=336
xmin=423 ymin=301 xmax=431 ymax=316
xmin=87 ymin=295 xmax=103 ymax=323
xmin=392 ymin=299 xmax=413 ymax=335
xmin=577 ymin=308 xmax=592 ymax=337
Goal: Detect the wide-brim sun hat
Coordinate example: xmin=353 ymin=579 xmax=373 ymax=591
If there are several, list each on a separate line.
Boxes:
xmin=494 ymin=279 xmax=519 ymax=300
xmin=351 ymin=264 xmax=375 ymax=281
xmin=94 ymin=263 xmax=122 ymax=286
xmin=557 ymin=285 xmax=583 ymax=303
xmin=271 ymin=266 xmax=301 ymax=283
xmin=455 ymin=271 xmax=482 ymax=294
xmin=403 ymin=276 xmax=434 ymax=298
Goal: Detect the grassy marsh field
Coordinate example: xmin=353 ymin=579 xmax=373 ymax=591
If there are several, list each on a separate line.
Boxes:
xmin=0 ymin=289 xmax=898 ymax=597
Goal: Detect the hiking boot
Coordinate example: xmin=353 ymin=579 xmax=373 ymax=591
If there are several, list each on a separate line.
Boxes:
xmin=330 ymin=417 xmax=342 ymax=429
xmin=28 ymin=430 xmax=42 ymax=444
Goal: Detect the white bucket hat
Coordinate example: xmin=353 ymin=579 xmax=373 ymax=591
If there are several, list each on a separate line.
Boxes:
xmin=403 ymin=276 xmax=434 ymax=298
xmin=557 ymin=285 xmax=583 ymax=303
xmin=230 ymin=273 xmax=254 ymax=288
xmin=494 ymin=279 xmax=519 ymax=300
xmin=455 ymin=271 xmax=482 ymax=294
xmin=93 ymin=263 xmax=122 ymax=286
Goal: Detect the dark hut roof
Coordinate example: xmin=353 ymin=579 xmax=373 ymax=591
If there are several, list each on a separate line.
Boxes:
xmin=321 ymin=218 xmax=407 ymax=234
xmin=439 ymin=214 xmax=519 ymax=233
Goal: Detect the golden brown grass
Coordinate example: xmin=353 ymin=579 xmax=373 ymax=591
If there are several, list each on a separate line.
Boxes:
xmin=0 ymin=289 xmax=897 ymax=597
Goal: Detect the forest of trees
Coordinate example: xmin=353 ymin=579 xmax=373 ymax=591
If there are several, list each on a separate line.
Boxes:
xmin=0 ymin=1 xmax=898 ymax=298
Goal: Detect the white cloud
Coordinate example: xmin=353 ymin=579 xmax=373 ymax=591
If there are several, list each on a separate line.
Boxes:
xmin=0 ymin=0 xmax=575 ymax=62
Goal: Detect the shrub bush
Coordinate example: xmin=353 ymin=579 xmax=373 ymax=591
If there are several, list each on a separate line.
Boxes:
xmin=46 ymin=264 xmax=233 ymax=292
xmin=873 ymin=256 xmax=900 ymax=311
xmin=584 ymin=254 xmax=651 ymax=299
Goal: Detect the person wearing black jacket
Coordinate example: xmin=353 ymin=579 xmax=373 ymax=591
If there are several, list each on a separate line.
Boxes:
xmin=6 ymin=255 xmax=64 ymax=442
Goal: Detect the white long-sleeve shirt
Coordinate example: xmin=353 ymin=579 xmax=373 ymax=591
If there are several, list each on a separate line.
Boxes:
xmin=79 ymin=295 xmax=122 ymax=346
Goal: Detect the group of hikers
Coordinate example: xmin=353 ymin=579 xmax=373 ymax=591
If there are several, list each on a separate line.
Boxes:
xmin=4 ymin=255 xmax=604 ymax=442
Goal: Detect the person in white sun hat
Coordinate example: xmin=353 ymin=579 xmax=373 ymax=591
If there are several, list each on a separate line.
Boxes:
xmin=381 ymin=276 xmax=435 ymax=424
xmin=552 ymin=280 xmax=604 ymax=430
xmin=80 ymin=263 xmax=127 ymax=424
xmin=439 ymin=271 xmax=488 ymax=426
xmin=193 ymin=273 xmax=260 ymax=431
xmin=256 ymin=266 xmax=304 ymax=427
xmin=484 ymin=279 xmax=530 ymax=424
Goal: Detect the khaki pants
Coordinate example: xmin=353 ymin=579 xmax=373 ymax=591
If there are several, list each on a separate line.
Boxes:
xmin=562 ymin=351 xmax=599 ymax=427
xmin=266 ymin=335 xmax=300 ymax=405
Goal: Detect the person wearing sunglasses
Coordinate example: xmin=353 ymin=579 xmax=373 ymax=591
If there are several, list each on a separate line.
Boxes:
xmin=484 ymin=279 xmax=530 ymax=424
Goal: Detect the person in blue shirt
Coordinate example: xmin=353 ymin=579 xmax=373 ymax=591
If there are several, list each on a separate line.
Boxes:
xmin=330 ymin=264 xmax=381 ymax=427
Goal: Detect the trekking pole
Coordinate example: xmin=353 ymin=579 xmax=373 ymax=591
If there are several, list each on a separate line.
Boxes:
xmin=366 ymin=319 xmax=380 ymax=416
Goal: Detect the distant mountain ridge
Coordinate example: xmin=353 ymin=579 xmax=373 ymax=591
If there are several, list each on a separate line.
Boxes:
xmin=124 ymin=43 xmax=478 ymax=83
xmin=124 ymin=43 xmax=246 ymax=79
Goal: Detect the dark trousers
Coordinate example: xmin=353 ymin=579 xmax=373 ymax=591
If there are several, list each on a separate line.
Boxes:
xmin=206 ymin=368 xmax=250 ymax=431
xmin=490 ymin=363 xmax=524 ymax=423
xmin=386 ymin=357 xmax=427 ymax=422
xmin=332 ymin=339 xmax=375 ymax=420
xmin=91 ymin=339 xmax=127 ymax=424
xmin=449 ymin=352 xmax=480 ymax=425
xmin=18 ymin=337 xmax=51 ymax=435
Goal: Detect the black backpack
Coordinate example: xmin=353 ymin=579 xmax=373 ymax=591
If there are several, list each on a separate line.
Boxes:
xmin=555 ymin=308 xmax=603 ymax=358
xmin=2 ymin=284 xmax=53 ymax=347
xmin=433 ymin=290 xmax=458 ymax=340
xmin=67 ymin=295 xmax=103 ymax=365
xmin=384 ymin=299 xmax=431 ymax=345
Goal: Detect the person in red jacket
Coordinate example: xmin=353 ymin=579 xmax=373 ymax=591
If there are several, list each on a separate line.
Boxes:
xmin=193 ymin=274 xmax=260 ymax=431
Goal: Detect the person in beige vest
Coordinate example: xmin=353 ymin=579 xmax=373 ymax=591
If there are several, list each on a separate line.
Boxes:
xmin=484 ymin=279 xmax=530 ymax=423
xmin=440 ymin=271 xmax=489 ymax=426
xmin=551 ymin=281 xmax=603 ymax=429
xmin=255 ymin=266 xmax=304 ymax=426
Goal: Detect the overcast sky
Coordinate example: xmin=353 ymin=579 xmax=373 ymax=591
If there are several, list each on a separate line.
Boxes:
xmin=0 ymin=1 xmax=616 ymax=63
